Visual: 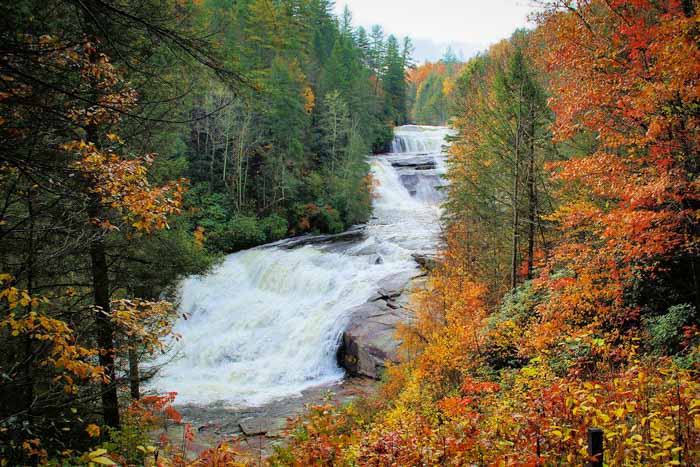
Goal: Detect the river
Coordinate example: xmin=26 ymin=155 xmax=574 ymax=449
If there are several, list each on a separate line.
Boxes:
xmin=150 ymin=125 xmax=450 ymax=408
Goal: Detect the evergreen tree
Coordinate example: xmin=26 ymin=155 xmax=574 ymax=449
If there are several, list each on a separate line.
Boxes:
xmin=369 ymin=24 xmax=386 ymax=75
xmin=383 ymin=35 xmax=409 ymax=124
xmin=318 ymin=90 xmax=351 ymax=171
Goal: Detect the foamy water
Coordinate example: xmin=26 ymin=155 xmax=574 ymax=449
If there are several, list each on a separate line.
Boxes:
xmin=149 ymin=126 xmax=449 ymax=407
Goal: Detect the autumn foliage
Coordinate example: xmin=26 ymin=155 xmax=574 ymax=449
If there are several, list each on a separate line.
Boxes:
xmin=275 ymin=1 xmax=700 ymax=465
xmin=1 ymin=0 xmax=699 ymax=465
xmin=408 ymin=59 xmax=464 ymax=125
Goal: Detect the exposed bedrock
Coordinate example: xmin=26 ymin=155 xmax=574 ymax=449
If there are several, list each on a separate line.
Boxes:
xmin=388 ymin=155 xmax=436 ymax=170
xmin=337 ymin=269 xmax=428 ymax=379
xmin=399 ymin=173 xmax=445 ymax=196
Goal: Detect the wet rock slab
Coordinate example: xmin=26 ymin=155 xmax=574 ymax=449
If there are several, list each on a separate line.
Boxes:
xmin=262 ymin=225 xmax=367 ymax=250
xmin=239 ymin=416 xmax=287 ymax=437
xmin=387 ymin=155 xmax=436 ymax=170
xmin=338 ymin=268 xmax=429 ymax=379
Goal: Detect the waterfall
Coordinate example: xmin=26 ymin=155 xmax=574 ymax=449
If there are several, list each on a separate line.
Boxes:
xmin=391 ymin=125 xmax=448 ymax=154
xmin=150 ymin=126 xmax=450 ymax=407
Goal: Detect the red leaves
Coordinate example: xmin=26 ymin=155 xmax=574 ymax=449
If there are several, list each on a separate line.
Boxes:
xmin=163 ymin=405 xmax=183 ymax=424
xmin=461 ymin=378 xmax=501 ymax=396
xmin=533 ymin=0 xmax=700 ymax=346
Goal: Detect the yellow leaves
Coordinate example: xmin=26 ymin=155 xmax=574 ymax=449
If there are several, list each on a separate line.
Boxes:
xmin=65 ymin=137 xmax=185 ymax=234
xmin=442 ymin=77 xmax=456 ymax=97
xmin=85 ymin=424 xmax=100 ymax=438
xmin=194 ymin=226 xmax=206 ymax=250
xmin=110 ymin=298 xmax=177 ymax=356
xmin=105 ymin=133 xmax=123 ymax=144
xmin=303 ymin=86 xmax=315 ymax=114
xmin=84 ymin=448 xmax=116 ymax=466
xmin=0 ymin=275 xmax=42 ymax=311
xmin=1 ymin=276 xmax=105 ymax=387
xmin=137 ymin=445 xmax=156 ymax=455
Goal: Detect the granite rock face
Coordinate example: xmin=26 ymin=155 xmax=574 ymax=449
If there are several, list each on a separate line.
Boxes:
xmin=338 ymin=269 xmax=427 ymax=379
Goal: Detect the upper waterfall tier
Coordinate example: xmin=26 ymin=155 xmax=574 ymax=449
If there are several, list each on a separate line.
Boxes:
xmin=391 ymin=125 xmax=450 ymax=154
xmin=150 ymin=126 xmax=449 ymax=407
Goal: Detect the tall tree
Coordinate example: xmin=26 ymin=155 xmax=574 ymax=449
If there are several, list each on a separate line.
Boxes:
xmin=383 ymin=35 xmax=409 ymax=125
xmin=447 ymin=36 xmax=553 ymax=301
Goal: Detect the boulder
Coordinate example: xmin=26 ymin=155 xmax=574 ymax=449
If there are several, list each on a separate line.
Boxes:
xmin=376 ymin=269 xmax=421 ymax=299
xmin=412 ymin=253 xmax=438 ymax=271
xmin=338 ymin=269 xmax=424 ymax=379
xmin=338 ymin=302 xmax=405 ymax=379
xmin=239 ymin=416 xmax=288 ymax=437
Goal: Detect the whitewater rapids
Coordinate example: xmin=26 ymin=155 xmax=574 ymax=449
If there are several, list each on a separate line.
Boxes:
xmin=150 ymin=125 xmax=450 ymax=407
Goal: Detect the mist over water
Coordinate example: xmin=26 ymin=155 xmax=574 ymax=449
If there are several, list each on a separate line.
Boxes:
xmin=150 ymin=125 xmax=450 ymax=407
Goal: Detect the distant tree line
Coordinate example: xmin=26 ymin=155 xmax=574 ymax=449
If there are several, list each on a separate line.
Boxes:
xmin=407 ymin=47 xmax=463 ymax=126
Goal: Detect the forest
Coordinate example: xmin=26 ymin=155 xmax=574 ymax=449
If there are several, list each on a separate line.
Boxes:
xmin=276 ymin=0 xmax=700 ymax=465
xmin=0 ymin=0 xmax=413 ymax=464
xmin=1 ymin=0 xmax=699 ymax=466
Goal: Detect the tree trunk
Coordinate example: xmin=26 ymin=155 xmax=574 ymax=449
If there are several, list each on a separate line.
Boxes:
xmin=23 ymin=192 xmax=35 ymax=420
xmin=526 ymin=103 xmax=537 ymax=280
xmin=128 ymin=340 xmax=140 ymax=400
xmin=510 ymin=85 xmax=523 ymax=291
xmin=88 ymin=201 xmax=120 ymax=428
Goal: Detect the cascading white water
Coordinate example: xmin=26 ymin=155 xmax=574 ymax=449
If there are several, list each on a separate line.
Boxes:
xmin=391 ymin=125 xmax=448 ymax=154
xmin=150 ymin=126 xmax=450 ymax=407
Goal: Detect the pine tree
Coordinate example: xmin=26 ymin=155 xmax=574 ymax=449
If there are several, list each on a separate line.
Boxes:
xmin=383 ymin=35 xmax=408 ymax=125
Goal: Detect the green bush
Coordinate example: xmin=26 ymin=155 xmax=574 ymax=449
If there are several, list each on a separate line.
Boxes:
xmin=217 ymin=214 xmax=266 ymax=251
xmin=261 ymin=214 xmax=289 ymax=241
xmin=646 ymin=303 xmax=695 ymax=355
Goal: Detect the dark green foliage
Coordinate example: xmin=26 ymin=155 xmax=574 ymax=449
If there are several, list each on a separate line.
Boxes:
xmin=184 ymin=0 xmax=411 ymax=250
xmin=0 ymin=0 xmax=411 ymax=461
xmin=383 ymin=35 xmax=409 ymax=125
xmin=646 ymin=304 xmax=696 ymax=356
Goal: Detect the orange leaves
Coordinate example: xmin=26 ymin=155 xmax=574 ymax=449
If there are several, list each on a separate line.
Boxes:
xmin=540 ymin=0 xmax=700 ymax=155
xmin=111 ymin=298 xmax=178 ymax=355
xmin=37 ymin=38 xmax=141 ymax=127
xmin=163 ymin=405 xmax=183 ymax=424
xmin=275 ymin=4 xmax=698 ymax=465
xmin=530 ymin=0 xmax=700 ymax=349
xmin=20 ymin=439 xmax=46 ymax=462
xmin=85 ymin=424 xmax=101 ymax=438
xmin=0 ymin=275 xmax=105 ymax=393
xmin=193 ymin=226 xmax=206 ymax=249
xmin=114 ymin=392 xmax=255 ymax=466
xmin=64 ymin=139 xmax=185 ymax=234
xmin=36 ymin=34 xmax=189 ymax=237
xmin=407 ymin=62 xmax=450 ymax=86
xmin=274 ymin=403 xmax=356 ymax=466
xmin=191 ymin=442 xmax=250 ymax=466
xmin=302 ymin=86 xmax=315 ymax=114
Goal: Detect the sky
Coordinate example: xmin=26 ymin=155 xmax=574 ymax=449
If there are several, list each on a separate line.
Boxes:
xmin=334 ymin=0 xmax=535 ymax=63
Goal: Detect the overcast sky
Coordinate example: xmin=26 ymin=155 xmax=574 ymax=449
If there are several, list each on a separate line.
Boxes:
xmin=334 ymin=0 xmax=535 ymax=63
